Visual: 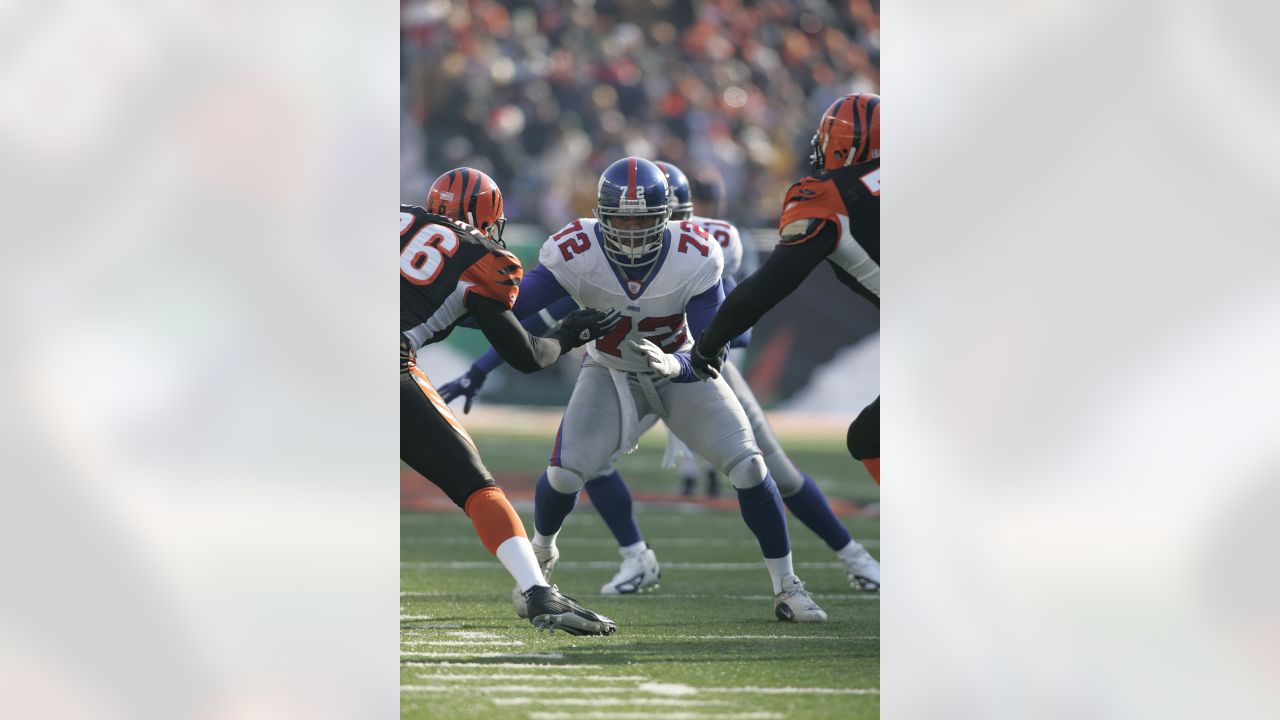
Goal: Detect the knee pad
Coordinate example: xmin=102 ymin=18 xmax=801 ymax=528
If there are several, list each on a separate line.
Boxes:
xmin=726 ymin=453 xmax=768 ymax=490
xmin=847 ymin=397 xmax=880 ymax=460
xmin=546 ymin=465 xmax=586 ymax=494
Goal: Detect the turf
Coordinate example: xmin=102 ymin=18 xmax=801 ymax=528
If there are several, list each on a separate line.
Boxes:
xmin=402 ymin=426 xmax=879 ymax=720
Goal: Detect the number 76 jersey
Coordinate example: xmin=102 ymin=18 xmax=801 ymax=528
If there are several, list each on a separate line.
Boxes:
xmin=400 ymin=204 xmax=523 ymax=350
xmin=538 ymin=218 xmax=724 ymax=374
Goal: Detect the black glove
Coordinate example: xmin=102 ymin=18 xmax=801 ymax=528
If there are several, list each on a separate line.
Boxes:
xmin=551 ymin=308 xmax=623 ymax=350
xmin=691 ymin=335 xmax=726 ymax=380
xmin=437 ymin=365 xmax=488 ymax=413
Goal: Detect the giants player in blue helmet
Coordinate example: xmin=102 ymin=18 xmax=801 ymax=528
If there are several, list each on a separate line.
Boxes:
xmin=441 ymin=161 xmax=880 ymax=595
xmin=445 ymin=157 xmax=828 ymax=622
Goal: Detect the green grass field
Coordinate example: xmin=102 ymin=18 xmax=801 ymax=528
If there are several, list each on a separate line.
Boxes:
xmin=402 ymin=422 xmax=879 ymax=719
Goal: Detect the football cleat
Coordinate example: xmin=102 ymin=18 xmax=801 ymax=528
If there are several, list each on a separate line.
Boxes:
xmin=773 ymin=575 xmax=828 ymax=623
xmin=838 ymin=543 xmax=881 ymax=592
xmin=513 ymin=542 xmax=560 ymax=619
xmin=523 ymin=584 xmax=618 ymax=636
xmin=600 ymin=546 xmax=661 ymax=595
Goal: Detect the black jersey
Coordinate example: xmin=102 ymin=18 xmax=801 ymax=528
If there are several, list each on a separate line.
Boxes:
xmin=399 ymin=205 xmax=523 ymax=349
xmin=777 ymin=159 xmax=880 ymax=307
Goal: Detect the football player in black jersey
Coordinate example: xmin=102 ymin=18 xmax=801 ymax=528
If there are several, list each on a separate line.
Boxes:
xmin=401 ymin=167 xmax=620 ymax=635
xmin=692 ymin=94 xmax=881 ymax=485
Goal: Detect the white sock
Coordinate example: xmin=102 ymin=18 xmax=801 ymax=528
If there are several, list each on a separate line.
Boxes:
xmin=531 ymin=531 xmax=558 ymax=548
xmin=620 ymin=541 xmax=646 ymax=558
xmin=763 ymin=553 xmax=795 ymax=595
xmin=495 ymin=536 xmax=549 ymax=592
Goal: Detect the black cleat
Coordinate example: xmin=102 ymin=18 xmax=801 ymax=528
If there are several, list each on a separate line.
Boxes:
xmin=523 ymin=585 xmax=617 ymax=636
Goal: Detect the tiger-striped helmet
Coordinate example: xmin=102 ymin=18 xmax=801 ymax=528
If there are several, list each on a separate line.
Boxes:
xmin=810 ymin=93 xmax=879 ymax=174
xmin=425 ymin=167 xmax=507 ymax=245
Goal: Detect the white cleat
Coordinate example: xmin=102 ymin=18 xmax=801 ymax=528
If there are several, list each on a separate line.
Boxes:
xmin=513 ymin=542 xmax=561 ymax=619
xmin=838 ymin=543 xmax=880 ymax=592
xmin=773 ymin=574 xmax=828 ymax=623
xmin=600 ymin=545 xmax=661 ymax=595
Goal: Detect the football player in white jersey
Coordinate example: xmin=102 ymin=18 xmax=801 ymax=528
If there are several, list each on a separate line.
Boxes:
xmin=442 ymin=162 xmax=880 ymax=596
xmin=445 ymin=156 xmax=827 ymax=622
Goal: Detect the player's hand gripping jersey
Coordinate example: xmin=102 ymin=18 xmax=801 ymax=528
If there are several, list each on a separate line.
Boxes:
xmin=536 ymin=217 xmax=724 ymax=375
xmin=400 ymin=204 xmax=522 ymax=350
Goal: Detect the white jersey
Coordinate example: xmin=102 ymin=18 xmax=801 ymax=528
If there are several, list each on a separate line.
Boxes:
xmin=688 ymin=215 xmax=743 ymax=278
xmin=538 ymin=218 xmax=724 ymax=374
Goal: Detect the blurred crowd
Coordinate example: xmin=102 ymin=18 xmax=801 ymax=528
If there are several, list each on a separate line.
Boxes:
xmin=402 ymin=0 xmax=879 ymax=231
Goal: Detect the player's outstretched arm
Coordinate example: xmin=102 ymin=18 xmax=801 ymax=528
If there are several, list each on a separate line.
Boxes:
xmin=439 ymin=296 xmax=582 ymax=411
xmin=467 ymin=294 xmax=618 ymax=374
xmin=692 ymin=219 xmax=836 ymax=376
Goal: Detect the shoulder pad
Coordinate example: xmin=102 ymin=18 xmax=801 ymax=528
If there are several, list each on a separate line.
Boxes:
xmin=778 ymin=176 xmax=843 ymax=231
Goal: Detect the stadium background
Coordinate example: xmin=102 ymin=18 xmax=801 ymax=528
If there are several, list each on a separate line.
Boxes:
xmin=401 ymin=0 xmax=880 ymax=411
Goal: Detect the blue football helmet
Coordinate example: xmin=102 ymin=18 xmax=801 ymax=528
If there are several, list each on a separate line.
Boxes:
xmin=654 ymin=161 xmax=694 ymax=220
xmin=594 ymin=157 xmax=671 ymax=267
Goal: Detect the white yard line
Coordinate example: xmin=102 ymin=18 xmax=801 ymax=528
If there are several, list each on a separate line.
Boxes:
xmin=402 ymin=661 xmax=604 ymax=669
xmin=401 ymin=640 xmax=521 ymax=647
xmin=402 ymin=685 xmax=638 ymax=694
xmin=414 ymin=673 xmax=648 ymax=682
xmin=700 ymin=687 xmax=880 ymax=695
xmin=493 ymin=698 xmax=728 ymax=707
xmin=399 ymin=681 xmax=640 ymax=691
xmin=396 ymin=650 xmax=563 ymax=655
xmin=527 ymin=707 xmax=783 ymax=712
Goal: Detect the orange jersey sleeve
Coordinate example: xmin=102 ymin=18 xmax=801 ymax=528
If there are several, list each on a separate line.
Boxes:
xmin=461 ymin=251 xmax=523 ymax=310
xmin=777 ymin=176 xmax=842 ymax=246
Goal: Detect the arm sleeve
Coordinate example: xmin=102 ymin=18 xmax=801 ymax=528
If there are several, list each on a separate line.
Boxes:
xmin=472 ymin=295 xmax=581 ymax=375
xmin=509 ymin=264 xmax=571 ymax=320
xmin=466 ymin=294 xmax=567 ymax=374
xmin=686 ymin=280 xmax=725 ymax=342
xmin=697 ymin=220 xmax=838 ymax=351
xmin=668 ymin=281 xmax=725 ymax=383
xmin=720 ymin=275 xmax=752 ymax=348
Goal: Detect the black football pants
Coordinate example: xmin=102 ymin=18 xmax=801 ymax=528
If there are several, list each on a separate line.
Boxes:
xmin=847 ymin=396 xmax=880 ymax=461
xmin=400 ymin=356 xmax=495 ymax=509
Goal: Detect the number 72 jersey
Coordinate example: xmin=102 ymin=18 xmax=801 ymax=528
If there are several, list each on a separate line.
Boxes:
xmin=400 ymin=204 xmax=523 ymax=350
xmin=538 ymin=218 xmax=724 ymax=374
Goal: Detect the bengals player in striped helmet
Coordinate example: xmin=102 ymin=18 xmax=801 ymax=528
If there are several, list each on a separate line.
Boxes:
xmin=425 ymin=166 xmax=508 ymax=246
xmin=401 ymin=166 xmax=621 ymax=635
xmin=810 ymin=92 xmax=880 ymax=173
xmin=694 ymin=93 xmax=881 ymax=487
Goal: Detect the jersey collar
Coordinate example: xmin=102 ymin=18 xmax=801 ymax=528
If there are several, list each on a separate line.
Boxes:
xmin=596 ymin=223 xmax=671 ymax=300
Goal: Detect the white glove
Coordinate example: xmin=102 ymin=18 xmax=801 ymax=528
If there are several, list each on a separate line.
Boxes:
xmin=627 ymin=339 xmax=681 ymax=378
